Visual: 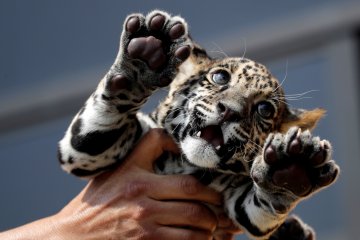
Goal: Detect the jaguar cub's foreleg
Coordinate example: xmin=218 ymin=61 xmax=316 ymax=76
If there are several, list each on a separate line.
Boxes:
xmin=58 ymin=11 xmax=191 ymax=177
xmin=225 ymin=127 xmax=339 ymax=239
xmin=268 ymin=215 xmax=315 ymax=240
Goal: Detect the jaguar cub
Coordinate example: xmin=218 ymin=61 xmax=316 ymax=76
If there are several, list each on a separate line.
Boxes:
xmin=58 ymin=10 xmax=339 ymax=239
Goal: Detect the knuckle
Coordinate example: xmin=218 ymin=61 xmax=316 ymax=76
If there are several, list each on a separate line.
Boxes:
xmin=123 ymin=180 xmax=149 ymax=199
xmin=136 ymin=230 xmax=152 ymax=240
xmin=185 ymin=204 xmax=216 ymax=230
xmin=179 ymin=176 xmax=201 ymax=195
xmin=121 ymin=226 xmax=149 ymax=240
xmin=131 ymin=199 xmax=154 ymax=221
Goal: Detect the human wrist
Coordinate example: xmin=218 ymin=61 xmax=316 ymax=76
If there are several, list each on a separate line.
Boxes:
xmin=0 ymin=213 xmax=72 ymax=240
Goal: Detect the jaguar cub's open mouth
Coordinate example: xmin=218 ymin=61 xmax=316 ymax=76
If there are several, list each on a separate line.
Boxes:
xmin=196 ymin=125 xmax=224 ymax=151
xmin=182 ymin=124 xmax=237 ymax=168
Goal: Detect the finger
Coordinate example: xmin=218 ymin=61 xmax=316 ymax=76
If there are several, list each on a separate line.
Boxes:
xmin=214 ymin=214 xmax=243 ymax=239
xmin=216 ymin=225 xmax=243 ymax=235
xmin=217 ymin=213 xmax=235 ymax=228
xmin=154 ymin=226 xmax=212 ymax=240
xmin=154 ymin=201 xmax=217 ymax=232
xmin=213 ymin=231 xmax=237 ymax=240
xmin=127 ymin=128 xmax=180 ymax=171
xmin=149 ymin=174 xmax=222 ymax=205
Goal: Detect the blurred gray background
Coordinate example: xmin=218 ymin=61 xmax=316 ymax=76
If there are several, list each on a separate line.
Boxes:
xmin=1 ymin=1 xmax=360 ymax=239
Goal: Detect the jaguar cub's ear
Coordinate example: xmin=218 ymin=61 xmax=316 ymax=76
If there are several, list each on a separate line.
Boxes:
xmin=189 ymin=42 xmax=212 ymax=64
xmin=280 ymin=108 xmax=326 ymax=133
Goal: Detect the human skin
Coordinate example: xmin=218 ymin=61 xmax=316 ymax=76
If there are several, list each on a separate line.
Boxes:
xmin=0 ymin=129 xmax=241 ymax=240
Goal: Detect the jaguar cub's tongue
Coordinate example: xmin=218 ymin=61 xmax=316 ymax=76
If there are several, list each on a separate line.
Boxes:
xmin=199 ymin=125 xmax=224 ymax=149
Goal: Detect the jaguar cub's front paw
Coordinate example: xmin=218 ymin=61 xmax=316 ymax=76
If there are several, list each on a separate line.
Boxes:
xmin=126 ymin=12 xmax=190 ymax=72
xmin=107 ymin=11 xmax=191 ymax=95
xmin=251 ymin=127 xmax=339 ymax=200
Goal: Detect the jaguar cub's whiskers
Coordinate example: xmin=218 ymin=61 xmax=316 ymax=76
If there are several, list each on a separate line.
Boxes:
xmin=210 ymin=42 xmax=229 ymax=58
xmin=273 ymin=60 xmax=289 ymax=93
xmin=240 ymin=37 xmax=247 ymax=60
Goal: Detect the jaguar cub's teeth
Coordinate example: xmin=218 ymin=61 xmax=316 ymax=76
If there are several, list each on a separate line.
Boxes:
xmin=196 ymin=131 xmax=201 ymax=137
xmin=215 ymin=145 xmax=221 ymax=151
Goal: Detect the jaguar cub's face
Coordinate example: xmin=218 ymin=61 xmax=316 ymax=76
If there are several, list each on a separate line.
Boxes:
xmin=160 ymin=57 xmax=323 ymax=172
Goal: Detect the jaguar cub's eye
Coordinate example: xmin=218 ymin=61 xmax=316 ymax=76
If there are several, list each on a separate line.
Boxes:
xmin=256 ymin=101 xmax=275 ymax=118
xmin=212 ymin=70 xmax=231 ymax=85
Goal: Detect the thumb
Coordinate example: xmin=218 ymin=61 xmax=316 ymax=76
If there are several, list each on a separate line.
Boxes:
xmin=125 ymin=129 xmax=180 ymax=171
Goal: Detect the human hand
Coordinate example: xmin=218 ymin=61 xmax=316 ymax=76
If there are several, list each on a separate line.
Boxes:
xmin=55 ymin=129 xmax=226 ymax=240
xmin=0 ymin=129 xmax=242 ymax=240
xmin=213 ymin=213 xmax=243 ymax=240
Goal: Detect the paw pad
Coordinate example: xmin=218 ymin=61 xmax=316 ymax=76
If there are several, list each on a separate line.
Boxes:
xmin=127 ymin=36 xmax=166 ymax=69
xmin=124 ymin=12 xmax=190 ymax=71
xmin=316 ymin=161 xmax=339 ymax=187
xmin=255 ymin=127 xmax=339 ymax=197
xmin=264 ymin=145 xmax=278 ymax=165
xmin=175 ymin=45 xmax=190 ymax=61
xmin=149 ymin=14 xmax=166 ymax=31
xmin=126 ymin=17 xmax=140 ymax=33
xmin=107 ymin=74 xmax=131 ymax=92
xmin=288 ymin=137 xmax=301 ymax=155
xmin=106 ymin=11 xmax=193 ymax=95
xmin=309 ymin=147 xmax=326 ymax=167
xmin=272 ymin=164 xmax=312 ymax=196
xmin=169 ymin=23 xmax=185 ymax=39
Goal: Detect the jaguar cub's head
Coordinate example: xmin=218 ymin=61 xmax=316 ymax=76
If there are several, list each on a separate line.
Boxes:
xmin=153 ymin=55 xmax=324 ymax=172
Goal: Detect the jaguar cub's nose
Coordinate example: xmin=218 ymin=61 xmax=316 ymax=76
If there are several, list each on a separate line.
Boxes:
xmin=217 ymin=102 xmax=241 ymax=123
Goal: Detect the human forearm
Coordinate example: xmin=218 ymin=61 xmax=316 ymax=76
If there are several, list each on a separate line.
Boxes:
xmin=2 ymin=130 xmax=234 ymax=240
xmin=0 ymin=214 xmax=72 ymax=240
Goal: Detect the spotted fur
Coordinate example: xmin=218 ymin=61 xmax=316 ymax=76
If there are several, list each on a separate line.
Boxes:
xmin=58 ymin=11 xmax=339 ymax=239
